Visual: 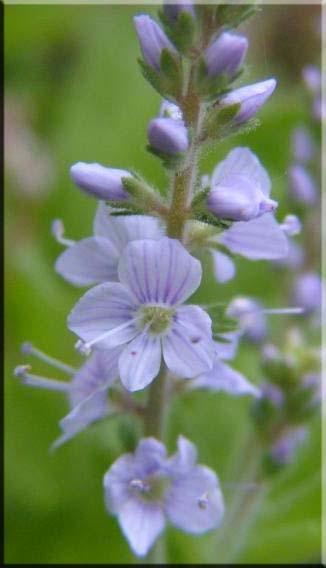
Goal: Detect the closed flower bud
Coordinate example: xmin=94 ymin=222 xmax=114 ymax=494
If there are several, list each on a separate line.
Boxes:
xmin=70 ymin=162 xmax=131 ymax=201
xmin=220 ymin=78 xmax=277 ymax=124
xmin=134 ymin=14 xmax=178 ymax=72
xmin=207 ymin=174 xmax=277 ymax=221
xmin=148 ymin=117 xmax=189 ymax=155
xmin=293 ymin=272 xmax=322 ymax=314
xmin=204 ymin=31 xmax=248 ymax=79
xmin=163 ymin=1 xmax=195 ymax=22
xmin=288 ymin=164 xmax=317 ymax=205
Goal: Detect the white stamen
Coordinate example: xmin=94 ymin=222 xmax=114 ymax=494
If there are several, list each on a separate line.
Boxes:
xmin=21 ymin=342 xmax=76 ymax=375
xmin=51 ymin=219 xmax=75 ymax=247
xmin=75 ymin=317 xmax=141 ymax=355
xmin=14 ymin=365 xmax=70 ymax=392
xmin=198 ymin=492 xmax=209 ymax=509
xmin=262 ymin=307 xmax=304 ymax=315
xmin=130 ymin=478 xmax=150 ymax=493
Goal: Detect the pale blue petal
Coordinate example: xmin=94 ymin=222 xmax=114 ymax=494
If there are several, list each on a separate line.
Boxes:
xmin=119 ymin=333 xmax=162 ymax=392
xmin=118 ymin=498 xmax=165 ymax=557
xmin=118 ymin=237 xmax=202 ymax=305
xmin=104 ymin=453 xmax=138 ymax=514
xmin=219 ymin=213 xmax=288 ymax=260
xmin=166 ymin=436 xmax=197 ymax=476
xmin=135 ymin=438 xmax=167 ymax=474
xmin=210 ymin=249 xmax=236 ymax=283
xmin=214 ymin=333 xmax=240 ymax=360
xmin=68 ymin=283 xmax=138 ymax=349
xmin=164 ymin=465 xmax=225 ymax=534
xmin=192 ymin=359 xmax=261 ymax=398
xmin=162 ymin=305 xmax=214 ymax=378
xmin=211 ymin=147 xmax=271 ymax=196
xmin=70 ymin=348 xmax=121 ymax=406
xmin=55 ymin=237 xmax=119 ymax=287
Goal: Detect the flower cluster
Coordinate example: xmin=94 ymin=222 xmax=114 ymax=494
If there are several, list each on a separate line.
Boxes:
xmin=13 ymin=2 xmax=319 ymax=561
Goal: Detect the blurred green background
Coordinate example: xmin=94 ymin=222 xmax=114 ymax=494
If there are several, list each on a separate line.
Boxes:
xmin=5 ymin=4 xmax=321 ymax=564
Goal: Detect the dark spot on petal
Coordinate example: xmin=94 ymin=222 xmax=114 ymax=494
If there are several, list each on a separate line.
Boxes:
xmin=131 ymin=351 xmax=138 ymax=356
xmin=191 ymin=336 xmax=201 ymax=344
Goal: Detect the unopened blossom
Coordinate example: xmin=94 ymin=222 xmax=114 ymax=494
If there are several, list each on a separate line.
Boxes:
xmin=14 ymin=342 xmax=122 ymax=448
xmin=54 ymin=202 xmax=162 ymax=287
xmin=270 ymin=427 xmax=307 ymax=466
xmin=219 ymin=78 xmax=277 ymax=124
xmin=148 ymin=117 xmax=189 ymax=155
xmin=227 ymin=297 xmax=267 ymax=343
xmin=68 ymin=237 xmax=215 ymax=391
xmin=204 ymin=31 xmax=248 ymax=79
xmin=191 ymin=333 xmax=260 ymax=398
xmin=291 ymin=127 xmax=315 ymax=164
xmin=293 ymin=272 xmax=322 ymax=313
xmin=207 ymin=147 xmax=278 ymax=222
xmin=134 ymin=15 xmax=178 ymax=72
xmin=280 ymin=214 xmax=302 ymax=237
xmin=163 ymin=1 xmax=195 ymax=22
xmin=103 ymin=436 xmax=224 ymax=557
xmin=288 ymin=164 xmax=317 ymax=205
xmin=70 ymin=162 xmax=132 ymax=201
xmin=302 ymin=65 xmax=321 ymax=95
xmin=160 ymin=99 xmax=183 ymax=121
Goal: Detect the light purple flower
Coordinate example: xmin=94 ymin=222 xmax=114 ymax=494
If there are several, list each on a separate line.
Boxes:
xmin=103 ymin=436 xmax=224 ymax=557
xmin=291 ymin=127 xmax=315 ymax=163
xmin=312 ymin=95 xmax=324 ymax=121
xmin=293 ymin=272 xmax=322 ymax=313
xmin=288 ymin=164 xmax=317 ymax=205
xmin=160 ymin=100 xmax=183 ymax=120
xmin=270 ymin=427 xmax=307 ymax=465
xmin=260 ymin=382 xmax=284 ymax=408
xmin=302 ymin=65 xmax=321 ymax=95
xmin=148 ymin=117 xmax=189 ymax=155
xmin=204 ymin=31 xmax=248 ymax=79
xmin=163 ymin=1 xmax=195 ymax=22
xmin=227 ymin=297 xmax=267 ymax=343
xmin=14 ymin=343 xmax=122 ymax=448
xmin=219 ymin=78 xmax=277 ymax=124
xmin=207 ymin=147 xmax=278 ymax=222
xmin=70 ymin=162 xmax=131 ymax=201
xmin=134 ymin=15 xmax=178 ymax=72
xmin=54 ymin=202 xmax=162 ymax=287
xmin=272 ymin=240 xmax=304 ymax=270
xmin=280 ymin=214 xmax=301 ymax=237
xmin=68 ymin=237 xmax=215 ymax=391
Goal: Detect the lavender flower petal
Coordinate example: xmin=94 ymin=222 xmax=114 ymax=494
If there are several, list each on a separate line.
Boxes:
xmin=164 ymin=465 xmax=224 ymax=533
xmin=293 ymin=272 xmax=322 ymax=313
xmin=192 ymin=358 xmax=260 ymax=398
xmin=220 ymin=78 xmax=277 ymax=124
xmin=211 ymin=147 xmax=271 ymax=196
xmin=210 ymin=249 xmax=236 ymax=283
xmin=118 ymin=499 xmax=165 ymax=557
xmin=162 ymin=305 xmax=214 ymax=377
xmin=119 ymin=333 xmax=162 ymax=391
xmin=70 ymin=163 xmax=131 ymax=201
xmin=55 ymin=237 xmax=119 ymax=286
xmin=219 ymin=213 xmax=288 ymax=260
xmin=118 ymin=237 xmax=202 ymax=305
xmin=214 ymin=333 xmax=240 ymax=360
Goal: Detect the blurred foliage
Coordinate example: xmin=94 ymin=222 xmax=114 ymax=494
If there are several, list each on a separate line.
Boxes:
xmin=5 ymin=4 xmax=321 ymax=564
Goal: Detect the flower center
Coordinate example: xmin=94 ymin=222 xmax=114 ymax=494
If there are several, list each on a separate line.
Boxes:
xmin=129 ymin=474 xmax=169 ymax=502
xmin=138 ymin=305 xmax=175 ymax=336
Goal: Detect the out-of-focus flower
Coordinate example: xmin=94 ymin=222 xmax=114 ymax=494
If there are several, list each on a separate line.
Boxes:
xmin=204 ymin=31 xmax=248 ymax=79
xmin=163 ymin=1 xmax=195 ymax=22
xmin=291 ymin=127 xmax=315 ymax=163
xmin=270 ymin=427 xmax=307 ymax=465
xmin=103 ymin=436 xmax=224 ymax=557
xmin=68 ymin=238 xmax=215 ymax=391
xmin=288 ymin=164 xmax=317 ymax=204
xmin=70 ymin=162 xmax=131 ymax=201
xmin=53 ymin=202 xmax=162 ymax=287
xmin=227 ymin=297 xmax=267 ymax=343
xmin=207 ymin=147 xmax=278 ymax=222
xmin=134 ymin=15 xmax=178 ymax=72
xmin=293 ymin=271 xmax=322 ymax=313
xmin=280 ymin=214 xmax=302 ymax=237
xmin=219 ymin=78 xmax=277 ymax=124
xmin=302 ymin=65 xmax=321 ymax=95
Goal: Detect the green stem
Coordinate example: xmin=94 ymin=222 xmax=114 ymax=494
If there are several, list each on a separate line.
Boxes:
xmin=143 ymin=364 xmax=168 ymax=439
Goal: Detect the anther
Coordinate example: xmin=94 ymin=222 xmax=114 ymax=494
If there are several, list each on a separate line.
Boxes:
xmin=14 ymin=364 xmax=31 ymax=378
xmin=130 ymin=479 xmax=149 ymax=493
xmin=198 ymin=492 xmax=209 ymax=509
xmin=75 ymin=339 xmax=91 ymax=356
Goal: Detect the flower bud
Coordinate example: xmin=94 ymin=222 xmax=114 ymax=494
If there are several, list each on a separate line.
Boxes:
xmin=220 ymin=78 xmax=277 ymax=124
xmin=207 ymin=174 xmax=277 ymax=222
xmin=160 ymin=100 xmax=183 ymax=120
xmin=293 ymin=272 xmax=322 ymax=314
xmin=70 ymin=162 xmax=131 ymax=201
xmin=163 ymin=1 xmax=195 ymax=22
xmin=291 ymin=127 xmax=314 ymax=163
xmin=288 ymin=164 xmax=317 ymax=205
xmin=204 ymin=31 xmax=248 ymax=79
xmin=280 ymin=214 xmax=301 ymax=237
xmin=148 ymin=117 xmax=189 ymax=155
xmin=134 ymin=15 xmax=178 ymax=72
xmin=302 ymin=65 xmax=321 ymax=95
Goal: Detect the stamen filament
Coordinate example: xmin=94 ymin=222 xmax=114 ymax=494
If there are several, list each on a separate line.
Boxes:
xmin=262 ymin=307 xmax=304 ymax=315
xmin=14 ymin=366 xmax=70 ymax=392
xmin=21 ymin=342 xmax=76 ymax=375
xmin=51 ymin=219 xmax=75 ymax=247
xmin=76 ymin=317 xmax=141 ymax=354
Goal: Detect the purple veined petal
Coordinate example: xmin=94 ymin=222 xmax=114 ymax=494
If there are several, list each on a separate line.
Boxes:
xmin=68 ymin=282 xmax=139 ymax=350
xmin=191 ymin=358 xmax=261 ymax=398
xmin=55 ymin=237 xmax=120 ymax=287
xmin=118 ymin=237 xmax=202 ymax=305
xmin=166 ymin=435 xmax=198 ymax=476
xmin=93 ymin=202 xmax=163 ymax=252
xmin=214 ymin=333 xmax=240 ymax=361
xmin=118 ymin=498 xmax=166 ymax=557
xmin=210 ymin=249 xmax=236 ymax=283
xmin=164 ymin=464 xmax=225 ymax=534
xmin=70 ymin=163 xmax=131 ymax=201
xmin=119 ymin=333 xmax=162 ymax=392
xmin=219 ymin=213 xmax=288 ymax=260
xmin=211 ymin=147 xmax=271 ymax=196
xmin=162 ymin=305 xmax=214 ymax=378
xmin=70 ymin=348 xmax=122 ymax=406
xmin=52 ymin=388 xmax=112 ymax=450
